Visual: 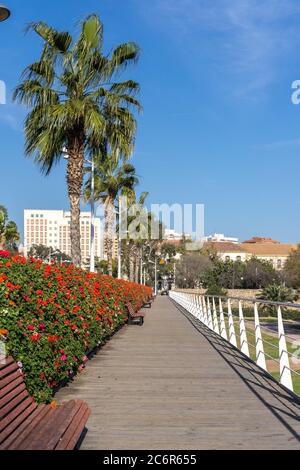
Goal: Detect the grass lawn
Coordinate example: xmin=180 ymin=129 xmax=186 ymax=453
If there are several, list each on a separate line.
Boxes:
xmin=221 ymin=317 xmax=300 ymax=396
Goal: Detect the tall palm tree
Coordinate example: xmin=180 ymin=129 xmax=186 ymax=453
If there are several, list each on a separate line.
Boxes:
xmin=85 ymin=153 xmax=138 ymax=276
xmin=14 ymin=14 xmax=141 ymax=265
xmin=123 ymin=192 xmax=149 ymax=282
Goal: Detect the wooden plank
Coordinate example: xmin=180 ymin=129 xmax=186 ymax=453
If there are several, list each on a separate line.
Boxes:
xmin=0 ymin=375 xmax=24 ymax=399
xmin=4 ymin=405 xmax=51 ymax=450
xmin=0 ymin=357 xmax=14 ymax=370
xmin=0 ymin=389 xmax=29 ymax=419
xmin=55 ymin=402 xmax=90 ymax=450
xmin=19 ymin=400 xmax=77 ymax=450
xmin=0 ymin=362 xmax=19 ymax=379
xmin=0 ymin=402 xmax=38 ymax=448
xmin=55 ymin=296 xmax=300 ymax=450
xmin=62 ymin=406 xmax=91 ymax=450
xmin=0 ymin=382 xmax=26 ymax=409
xmin=0 ymin=369 xmax=23 ymax=390
xmin=42 ymin=401 xmax=84 ymax=450
xmin=0 ymin=396 xmax=34 ymax=432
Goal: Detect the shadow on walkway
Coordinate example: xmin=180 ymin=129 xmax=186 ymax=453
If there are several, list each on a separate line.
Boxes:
xmin=171 ymin=299 xmax=300 ymax=443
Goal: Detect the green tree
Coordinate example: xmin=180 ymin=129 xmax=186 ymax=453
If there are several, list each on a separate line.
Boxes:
xmin=28 ymin=244 xmax=71 ymax=263
xmin=14 ymin=14 xmax=141 ymax=266
xmin=122 ymin=191 xmax=149 ymax=282
xmin=85 ymin=153 xmax=138 ymax=276
xmin=243 ymin=257 xmax=279 ymax=289
xmin=176 ymin=253 xmax=212 ymax=289
xmin=257 ymin=284 xmax=297 ymax=315
xmin=284 ymin=245 xmax=300 ymax=288
xmin=0 ymin=205 xmax=20 ymax=250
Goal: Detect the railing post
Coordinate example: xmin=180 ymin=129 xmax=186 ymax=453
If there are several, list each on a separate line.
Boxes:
xmin=227 ymin=299 xmax=237 ymax=347
xmin=201 ymin=295 xmax=208 ymax=326
xmin=254 ymin=302 xmax=267 ymax=371
xmin=192 ymin=294 xmax=199 ymax=319
xmin=238 ymin=300 xmax=250 ymax=357
xmin=212 ymin=297 xmax=220 ymax=335
xmin=219 ymin=298 xmax=228 ymax=340
xmin=277 ymin=306 xmax=293 ymax=391
xmin=196 ymin=295 xmax=203 ymax=322
xmin=206 ymin=297 xmax=213 ymax=330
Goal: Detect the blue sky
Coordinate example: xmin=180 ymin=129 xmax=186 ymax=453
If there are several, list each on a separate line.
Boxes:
xmin=1 ymin=0 xmax=300 ymax=242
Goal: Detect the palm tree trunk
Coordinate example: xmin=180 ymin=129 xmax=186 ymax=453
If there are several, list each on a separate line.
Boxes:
xmin=67 ymin=129 xmax=84 ymax=267
xmin=134 ymin=249 xmax=139 ymax=283
xmin=129 ymin=244 xmax=135 ymax=281
xmin=104 ymin=197 xmax=115 ymax=276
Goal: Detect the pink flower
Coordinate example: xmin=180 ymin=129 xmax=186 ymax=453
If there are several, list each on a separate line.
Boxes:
xmin=27 ymin=325 xmax=34 ymax=330
xmin=60 ymin=355 xmax=67 ymax=361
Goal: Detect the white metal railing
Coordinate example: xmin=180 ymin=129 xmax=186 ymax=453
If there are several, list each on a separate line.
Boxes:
xmin=169 ymin=290 xmax=300 ymax=395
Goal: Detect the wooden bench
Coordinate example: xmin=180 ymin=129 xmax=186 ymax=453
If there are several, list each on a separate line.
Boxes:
xmin=126 ymin=302 xmax=145 ymax=326
xmin=0 ymin=356 xmax=90 ymax=450
xmin=143 ymin=293 xmax=156 ymax=308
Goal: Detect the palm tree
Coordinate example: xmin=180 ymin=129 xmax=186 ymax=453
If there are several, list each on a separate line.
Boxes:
xmin=85 ymin=153 xmax=138 ymax=276
xmin=257 ymin=284 xmax=298 ymax=316
xmin=0 ymin=205 xmax=20 ymax=249
xmin=122 ymin=191 xmax=149 ymax=282
xmin=14 ymin=14 xmax=141 ymax=265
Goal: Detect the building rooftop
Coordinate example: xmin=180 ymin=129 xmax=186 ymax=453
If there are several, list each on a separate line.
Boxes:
xmin=204 ymin=241 xmax=298 ymax=256
xmin=204 ymin=242 xmax=245 ymax=253
xmin=243 ymin=236 xmax=280 ymax=244
xmin=241 ymin=243 xmax=298 ymax=256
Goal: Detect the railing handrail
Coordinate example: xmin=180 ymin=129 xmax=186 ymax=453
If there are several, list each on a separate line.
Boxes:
xmin=174 ymin=290 xmax=300 ymax=309
xmin=169 ymin=289 xmax=300 ymax=397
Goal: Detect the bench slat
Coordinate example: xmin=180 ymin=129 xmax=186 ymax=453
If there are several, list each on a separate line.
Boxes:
xmin=19 ymin=400 xmax=77 ymax=450
xmin=0 ymin=357 xmax=14 ymax=370
xmin=0 ymin=402 xmax=39 ymax=449
xmin=0 ymin=396 xmax=34 ymax=432
xmin=3 ymin=404 xmax=50 ymax=450
xmin=0 ymin=355 xmax=90 ymax=450
xmin=58 ymin=404 xmax=91 ymax=450
xmin=0 ymin=374 xmax=24 ymax=398
xmin=0 ymin=369 xmax=23 ymax=390
xmin=0 ymin=362 xmax=19 ymax=379
xmin=55 ymin=401 xmax=89 ymax=450
xmin=0 ymin=389 xmax=29 ymax=419
xmin=0 ymin=382 xmax=26 ymax=409
xmin=42 ymin=400 xmax=83 ymax=451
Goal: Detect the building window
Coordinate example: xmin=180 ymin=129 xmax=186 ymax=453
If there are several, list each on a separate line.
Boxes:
xmin=277 ymin=259 xmax=282 ymax=268
xmin=236 ymin=256 xmax=241 ymax=261
xmin=225 ymin=255 xmax=230 ymax=261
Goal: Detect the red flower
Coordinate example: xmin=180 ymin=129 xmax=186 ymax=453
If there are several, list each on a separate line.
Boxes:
xmin=31 ymin=333 xmax=41 ymax=342
xmin=27 ymin=325 xmax=35 ymax=330
xmin=0 ymin=250 xmax=10 ymax=258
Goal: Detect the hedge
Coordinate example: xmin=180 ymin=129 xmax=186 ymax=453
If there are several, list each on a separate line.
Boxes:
xmin=0 ymin=254 xmax=152 ymax=402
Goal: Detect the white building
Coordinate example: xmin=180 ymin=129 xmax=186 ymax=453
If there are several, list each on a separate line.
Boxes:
xmin=203 ymin=239 xmax=298 ymax=270
xmin=24 ymin=209 xmax=103 ymax=262
xmin=164 ymin=229 xmax=192 ymax=241
xmin=205 ymin=233 xmax=239 ymax=244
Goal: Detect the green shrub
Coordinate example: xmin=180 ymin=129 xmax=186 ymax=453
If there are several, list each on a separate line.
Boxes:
xmin=0 ymin=254 xmax=152 ymax=402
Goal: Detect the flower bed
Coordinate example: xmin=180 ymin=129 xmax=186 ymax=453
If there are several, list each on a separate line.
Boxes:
xmin=0 ymin=254 xmax=152 ymax=402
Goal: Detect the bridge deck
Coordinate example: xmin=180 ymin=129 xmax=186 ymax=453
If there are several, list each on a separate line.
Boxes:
xmin=56 ymin=296 xmax=300 ymax=449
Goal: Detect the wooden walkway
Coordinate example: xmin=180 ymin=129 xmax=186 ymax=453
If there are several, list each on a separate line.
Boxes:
xmin=56 ymin=296 xmax=300 ymax=449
